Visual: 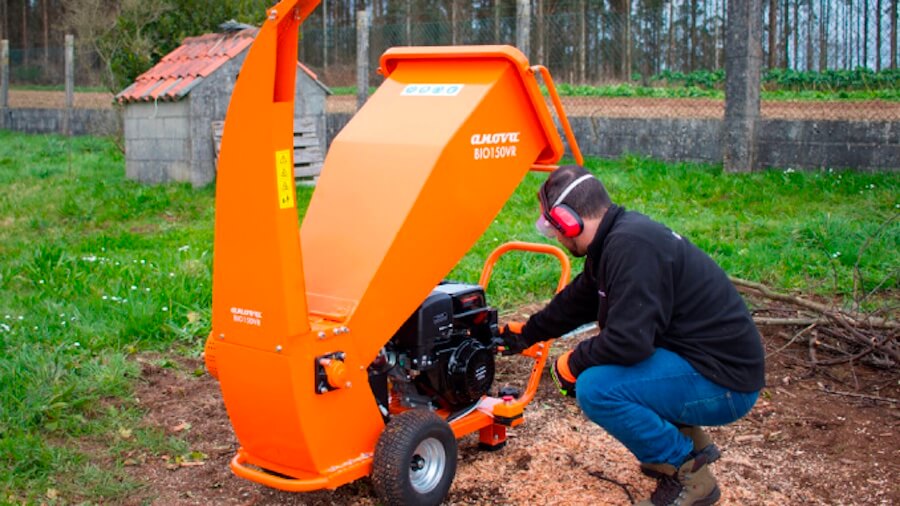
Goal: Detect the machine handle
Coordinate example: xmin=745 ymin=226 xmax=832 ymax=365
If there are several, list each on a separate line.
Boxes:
xmin=479 ymin=241 xmax=571 ymax=294
xmin=478 ymin=242 xmax=571 ymax=418
xmin=530 ymin=65 xmax=585 ymax=168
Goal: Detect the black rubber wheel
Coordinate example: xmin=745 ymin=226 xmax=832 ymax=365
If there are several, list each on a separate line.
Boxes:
xmin=372 ymin=409 xmax=458 ymax=506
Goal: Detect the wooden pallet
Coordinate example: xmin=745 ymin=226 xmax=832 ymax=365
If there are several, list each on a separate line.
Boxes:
xmin=213 ymin=117 xmax=324 ymax=180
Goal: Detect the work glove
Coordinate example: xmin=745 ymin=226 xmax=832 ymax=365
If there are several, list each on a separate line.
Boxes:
xmin=495 ymin=321 xmax=530 ymax=355
xmin=550 ymin=350 xmax=577 ymax=398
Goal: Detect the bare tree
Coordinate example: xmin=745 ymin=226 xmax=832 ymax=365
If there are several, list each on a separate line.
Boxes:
xmin=864 ymin=0 xmax=869 ymax=67
xmin=42 ymin=0 xmax=49 ymax=70
xmin=21 ymin=0 xmax=27 ymax=65
xmin=64 ymin=0 xmax=170 ymax=92
xmin=782 ymin=0 xmax=789 ymax=68
xmin=876 ymin=0 xmax=882 ymax=70
xmin=768 ymin=0 xmax=777 ymax=68
xmin=1 ymin=0 xmax=7 ymax=42
xmin=624 ymin=0 xmax=631 ymax=76
xmin=668 ymin=0 xmax=675 ymax=70
xmin=578 ymin=0 xmax=586 ymax=82
xmin=493 ymin=0 xmax=500 ymax=42
xmin=819 ymin=0 xmax=828 ymax=69
xmin=806 ymin=0 xmax=814 ymax=70
xmin=793 ymin=0 xmax=799 ymax=69
xmin=892 ymin=0 xmax=897 ymax=68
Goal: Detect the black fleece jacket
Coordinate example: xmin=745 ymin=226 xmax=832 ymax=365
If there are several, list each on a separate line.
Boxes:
xmin=522 ymin=205 xmax=765 ymax=393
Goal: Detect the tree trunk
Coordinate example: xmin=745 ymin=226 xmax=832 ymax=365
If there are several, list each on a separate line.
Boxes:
xmin=405 ymin=0 xmax=412 ymax=45
xmin=42 ymin=0 xmax=48 ymax=70
xmin=792 ymin=0 xmax=799 ymax=69
xmin=668 ymin=0 xmax=675 ymax=70
xmin=21 ymin=0 xmax=26 ymax=65
xmin=805 ymin=0 xmax=813 ymax=70
xmin=715 ymin=0 xmax=723 ymax=70
xmin=1 ymin=0 xmax=6 ymax=42
xmin=494 ymin=0 xmax=501 ymax=42
xmin=848 ymin=0 xmax=854 ymax=67
xmin=863 ymin=0 xmax=869 ymax=67
xmin=892 ymin=0 xmax=897 ymax=69
xmin=578 ymin=0 xmax=586 ymax=82
xmin=819 ymin=0 xmax=827 ymax=70
xmin=768 ymin=0 xmax=777 ymax=68
xmin=782 ymin=0 xmax=789 ymax=68
xmin=624 ymin=0 xmax=631 ymax=77
xmin=451 ymin=0 xmax=458 ymax=45
xmin=536 ymin=0 xmax=544 ymax=63
xmin=689 ymin=0 xmax=697 ymax=70
xmin=322 ymin=0 xmax=328 ymax=72
xmin=876 ymin=0 xmax=882 ymax=70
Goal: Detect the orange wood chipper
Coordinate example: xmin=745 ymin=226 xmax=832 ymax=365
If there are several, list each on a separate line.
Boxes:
xmin=204 ymin=0 xmax=584 ymax=504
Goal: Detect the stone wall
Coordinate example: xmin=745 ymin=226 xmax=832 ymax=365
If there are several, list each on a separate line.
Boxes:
xmin=2 ymin=108 xmax=119 ymax=136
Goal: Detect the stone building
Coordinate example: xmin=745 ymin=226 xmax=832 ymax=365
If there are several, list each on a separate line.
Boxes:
xmin=116 ymin=25 xmax=330 ymax=187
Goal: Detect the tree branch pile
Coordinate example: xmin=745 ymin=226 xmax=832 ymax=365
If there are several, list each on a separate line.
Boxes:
xmin=731 ymin=277 xmax=899 ymax=371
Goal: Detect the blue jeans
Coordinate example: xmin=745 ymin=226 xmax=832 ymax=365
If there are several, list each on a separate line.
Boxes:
xmin=575 ymin=348 xmax=759 ymax=467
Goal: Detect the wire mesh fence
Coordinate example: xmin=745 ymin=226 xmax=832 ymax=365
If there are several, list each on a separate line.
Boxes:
xmin=2 ymin=0 xmax=898 ymax=122
xmin=297 ymin=1 xmax=898 ymax=122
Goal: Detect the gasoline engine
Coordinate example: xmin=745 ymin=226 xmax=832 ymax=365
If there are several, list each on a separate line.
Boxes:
xmin=369 ymin=282 xmax=500 ymax=415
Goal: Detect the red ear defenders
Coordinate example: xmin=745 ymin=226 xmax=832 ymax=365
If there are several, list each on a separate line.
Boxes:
xmin=538 ymin=174 xmax=594 ymax=238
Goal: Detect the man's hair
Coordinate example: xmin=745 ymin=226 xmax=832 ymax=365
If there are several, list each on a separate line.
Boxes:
xmin=541 ymin=165 xmax=611 ymax=220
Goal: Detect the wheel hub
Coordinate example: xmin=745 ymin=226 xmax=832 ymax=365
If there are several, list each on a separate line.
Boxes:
xmin=409 ymin=437 xmax=446 ymax=494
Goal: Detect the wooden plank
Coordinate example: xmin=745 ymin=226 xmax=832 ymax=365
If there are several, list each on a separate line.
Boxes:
xmin=212 ymin=120 xmax=225 ymax=159
xmin=293 ymin=136 xmax=319 ymax=148
xmin=294 ymin=117 xmax=317 ymax=130
xmin=295 ymin=163 xmax=323 ymax=178
xmin=294 ymin=147 xmax=324 ymax=164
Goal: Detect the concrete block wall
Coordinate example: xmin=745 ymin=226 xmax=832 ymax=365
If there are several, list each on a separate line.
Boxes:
xmin=757 ymin=120 xmax=900 ymax=171
xmin=326 ymin=113 xmax=898 ymax=172
xmin=3 ymin=108 xmax=119 ymax=136
xmin=570 ymin=117 xmax=725 ymax=164
xmin=124 ymin=101 xmax=191 ymax=184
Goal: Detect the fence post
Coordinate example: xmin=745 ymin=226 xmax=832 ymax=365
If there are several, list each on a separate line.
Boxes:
xmin=1 ymin=40 xmax=8 ymax=130
xmin=356 ymin=10 xmax=370 ymax=110
xmin=516 ymin=0 xmax=531 ymax=59
xmin=64 ymin=34 xmax=74 ymax=136
xmin=723 ymin=0 xmax=762 ymax=173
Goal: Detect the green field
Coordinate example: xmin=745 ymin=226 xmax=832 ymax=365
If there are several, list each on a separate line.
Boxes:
xmin=0 ymin=131 xmax=897 ymax=502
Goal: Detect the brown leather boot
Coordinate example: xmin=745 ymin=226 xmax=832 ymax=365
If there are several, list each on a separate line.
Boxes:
xmin=637 ymin=452 xmax=721 ymax=506
xmin=641 ymin=426 xmax=720 ymax=478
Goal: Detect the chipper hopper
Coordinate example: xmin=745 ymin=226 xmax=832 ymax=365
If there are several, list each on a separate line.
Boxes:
xmin=204 ymin=0 xmax=584 ymax=504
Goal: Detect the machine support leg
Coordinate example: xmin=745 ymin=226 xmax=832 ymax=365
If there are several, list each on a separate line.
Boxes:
xmin=478 ymin=424 xmax=508 ymax=451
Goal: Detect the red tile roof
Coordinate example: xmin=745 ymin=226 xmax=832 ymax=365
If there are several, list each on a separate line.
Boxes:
xmin=117 ymin=29 xmax=258 ymax=103
xmin=117 ymin=28 xmax=258 ymax=103
xmin=116 ymin=28 xmax=326 ymax=104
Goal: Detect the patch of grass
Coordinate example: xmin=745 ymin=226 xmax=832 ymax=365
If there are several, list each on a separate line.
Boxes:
xmin=554 ymin=82 xmax=899 ymax=101
xmin=0 ymin=131 xmax=219 ymax=501
xmin=10 ymin=84 xmax=111 ymax=93
xmin=0 ymin=131 xmax=897 ymax=501
xmin=451 ymin=158 xmax=898 ymax=310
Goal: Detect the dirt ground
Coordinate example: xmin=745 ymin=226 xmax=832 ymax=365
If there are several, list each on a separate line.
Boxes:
xmin=118 ymin=302 xmax=899 ymax=506
xmin=7 ymin=90 xmax=900 ymax=121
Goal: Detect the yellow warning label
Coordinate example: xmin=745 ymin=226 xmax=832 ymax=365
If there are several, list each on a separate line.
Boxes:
xmin=275 ymin=149 xmax=295 ymax=209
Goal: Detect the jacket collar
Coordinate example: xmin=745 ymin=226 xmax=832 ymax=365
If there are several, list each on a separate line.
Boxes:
xmin=587 ymin=204 xmax=623 ymax=259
